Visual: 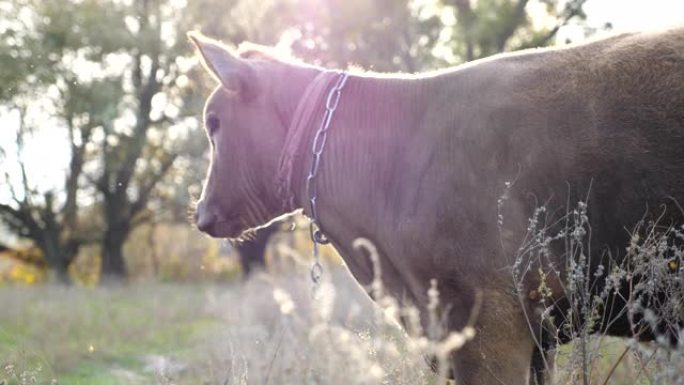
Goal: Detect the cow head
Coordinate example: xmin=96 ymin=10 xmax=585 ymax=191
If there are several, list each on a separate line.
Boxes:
xmin=189 ymin=33 xmax=295 ymax=239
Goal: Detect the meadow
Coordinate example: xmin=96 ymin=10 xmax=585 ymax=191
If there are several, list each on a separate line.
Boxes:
xmin=0 ymin=259 xmax=434 ymax=385
xmin=2 ymin=247 xmax=683 ymax=385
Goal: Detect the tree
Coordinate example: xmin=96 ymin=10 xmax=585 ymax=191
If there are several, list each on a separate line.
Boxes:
xmin=269 ymin=0 xmax=588 ymax=70
xmin=445 ymin=0 xmax=588 ymax=62
xmin=87 ymin=0 xmax=205 ymax=282
xmin=0 ymin=93 xmax=109 ymax=283
xmin=1 ymin=0 xmax=206 ymax=283
xmin=283 ymin=0 xmax=444 ymax=71
xmin=0 ymin=110 xmax=82 ymax=283
xmin=0 ymin=0 xmax=122 ymax=283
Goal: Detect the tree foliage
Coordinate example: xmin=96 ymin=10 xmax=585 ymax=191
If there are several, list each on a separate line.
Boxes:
xmin=0 ymin=0 xmax=128 ymax=282
xmin=191 ymin=0 xmax=587 ymax=71
xmin=0 ymin=0 xmax=205 ymax=282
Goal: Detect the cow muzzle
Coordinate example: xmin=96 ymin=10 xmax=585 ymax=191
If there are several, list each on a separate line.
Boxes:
xmin=194 ymin=201 xmax=237 ymax=238
xmin=194 ymin=204 xmax=215 ymax=233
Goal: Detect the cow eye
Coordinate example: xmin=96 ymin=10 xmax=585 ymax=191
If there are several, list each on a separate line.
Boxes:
xmin=206 ymin=114 xmax=220 ymax=135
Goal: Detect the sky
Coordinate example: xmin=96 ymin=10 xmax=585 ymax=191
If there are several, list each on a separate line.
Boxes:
xmin=0 ymin=0 xmax=682 ymax=204
xmin=584 ymin=0 xmax=683 ymax=33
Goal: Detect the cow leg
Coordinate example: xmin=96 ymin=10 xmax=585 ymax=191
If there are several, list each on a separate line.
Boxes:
xmin=529 ymin=346 xmax=555 ymax=385
xmin=449 ymin=293 xmax=536 ymax=385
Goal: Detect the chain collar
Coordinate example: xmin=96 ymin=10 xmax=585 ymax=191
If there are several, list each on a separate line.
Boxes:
xmin=305 ymin=71 xmax=349 ymax=286
xmin=274 ymin=70 xmax=349 ymax=291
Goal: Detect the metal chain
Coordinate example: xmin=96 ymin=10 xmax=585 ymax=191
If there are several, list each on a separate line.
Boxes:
xmin=305 ymin=71 xmax=349 ymax=291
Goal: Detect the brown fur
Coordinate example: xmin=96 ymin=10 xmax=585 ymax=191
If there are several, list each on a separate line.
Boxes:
xmin=189 ymin=28 xmax=684 ymax=385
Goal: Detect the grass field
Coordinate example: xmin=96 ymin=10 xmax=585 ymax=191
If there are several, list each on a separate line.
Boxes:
xmin=1 ymin=262 xmax=682 ymax=385
xmin=0 ymin=264 xmax=433 ymax=385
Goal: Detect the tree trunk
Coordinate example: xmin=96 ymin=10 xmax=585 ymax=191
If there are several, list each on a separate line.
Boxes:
xmin=54 ymin=259 xmax=72 ymax=285
xmin=236 ymin=224 xmax=279 ymax=278
xmin=101 ymin=225 xmax=129 ymax=282
xmin=38 ymin=231 xmax=74 ymax=285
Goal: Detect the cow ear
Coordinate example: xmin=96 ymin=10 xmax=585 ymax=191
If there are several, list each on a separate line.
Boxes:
xmin=187 ymin=31 xmax=257 ymax=98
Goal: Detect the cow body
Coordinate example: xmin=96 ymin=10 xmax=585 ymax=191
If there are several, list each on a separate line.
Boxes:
xmin=190 ymin=28 xmax=684 ymax=385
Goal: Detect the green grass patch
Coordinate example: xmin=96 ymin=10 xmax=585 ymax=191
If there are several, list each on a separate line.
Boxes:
xmin=0 ymin=283 xmax=226 ymax=385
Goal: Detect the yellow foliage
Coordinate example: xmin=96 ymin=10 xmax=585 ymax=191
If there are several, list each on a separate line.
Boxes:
xmin=0 ymin=257 xmax=47 ymax=285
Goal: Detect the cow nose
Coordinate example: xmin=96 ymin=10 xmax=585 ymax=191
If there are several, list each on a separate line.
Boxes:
xmin=195 ymin=205 xmax=216 ymax=233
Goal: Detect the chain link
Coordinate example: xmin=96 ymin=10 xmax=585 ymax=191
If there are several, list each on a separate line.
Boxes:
xmin=306 ymin=71 xmax=349 ymax=292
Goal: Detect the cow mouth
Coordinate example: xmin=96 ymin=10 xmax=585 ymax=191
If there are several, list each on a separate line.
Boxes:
xmin=200 ymin=217 xmax=248 ymax=239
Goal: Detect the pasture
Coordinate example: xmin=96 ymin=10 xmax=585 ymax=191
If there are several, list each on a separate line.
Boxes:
xmin=0 ymin=263 xmax=433 ymax=385
xmin=2 ymin=255 xmax=683 ymax=385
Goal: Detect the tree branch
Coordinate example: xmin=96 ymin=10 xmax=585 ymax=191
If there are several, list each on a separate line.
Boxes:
xmin=496 ymin=0 xmax=530 ymax=52
xmin=130 ymin=152 xmax=178 ymax=216
xmin=15 ymin=106 xmax=33 ymax=206
xmin=114 ymin=11 xmax=162 ymax=195
xmin=62 ymin=112 xmax=83 ymax=229
xmin=0 ymin=202 xmax=40 ymax=239
xmin=97 ymin=121 xmax=113 ymax=196
xmin=452 ymin=0 xmax=475 ymax=61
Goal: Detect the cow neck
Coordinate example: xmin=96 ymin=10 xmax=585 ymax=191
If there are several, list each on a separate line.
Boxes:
xmin=275 ymin=70 xmax=344 ymax=213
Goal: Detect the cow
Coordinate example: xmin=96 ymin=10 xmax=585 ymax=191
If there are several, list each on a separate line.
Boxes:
xmin=189 ymin=28 xmax=684 ymax=385
xmin=235 ymin=222 xmax=279 ymax=278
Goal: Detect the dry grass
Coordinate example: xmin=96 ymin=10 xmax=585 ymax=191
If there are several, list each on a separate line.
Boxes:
xmin=2 ymin=234 xmax=684 ymax=384
xmin=508 ymin=196 xmax=684 ymax=385
xmin=0 ymin=261 xmax=436 ymax=385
